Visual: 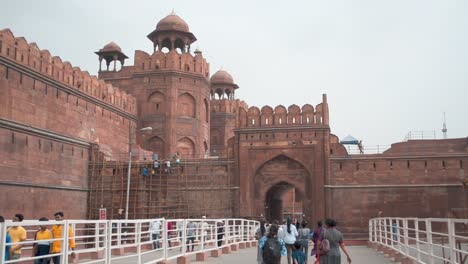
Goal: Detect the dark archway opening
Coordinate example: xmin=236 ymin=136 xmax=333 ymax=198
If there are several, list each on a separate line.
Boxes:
xmin=265 ymin=181 xmax=303 ymax=223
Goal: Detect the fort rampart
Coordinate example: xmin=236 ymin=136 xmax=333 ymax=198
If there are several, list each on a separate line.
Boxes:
xmin=0 ymin=29 xmax=137 ymax=219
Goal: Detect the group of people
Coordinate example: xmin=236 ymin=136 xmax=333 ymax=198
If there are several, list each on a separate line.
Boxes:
xmin=150 ymin=216 xmax=223 ymax=252
xmin=143 ymin=153 xmax=182 ymax=176
xmin=256 ymin=218 xmax=352 ymax=264
xmin=0 ymin=212 xmax=75 ymax=264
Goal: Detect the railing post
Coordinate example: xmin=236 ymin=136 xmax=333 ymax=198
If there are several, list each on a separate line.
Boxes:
xmin=225 ymin=219 xmax=229 ymax=245
xmin=389 ymin=218 xmax=394 ymax=248
xmin=106 ymin=221 xmax=112 ymax=264
xmin=137 ymin=222 xmax=142 ymax=264
xmin=0 ymin=222 xmax=6 ymax=264
xmin=182 ymin=219 xmax=187 ymax=254
xmin=426 ymin=219 xmax=434 ymax=264
xmin=447 ymin=219 xmax=457 ymax=264
xmin=163 ymin=219 xmax=167 ymax=260
xmin=117 ymin=222 xmax=122 ymax=247
xmin=403 ymin=218 xmax=409 ymax=256
xmin=95 ymin=222 xmax=100 ymax=250
xmin=378 ymin=218 xmax=383 ymax=244
xmin=373 ymin=219 xmax=378 ymax=243
xmin=414 ymin=219 xmax=421 ymax=262
xmin=385 ymin=218 xmax=390 ymax=246
xmin=63 ymin=220 xmax=69 ymax=264
xmin=369 ymin=219 xmax=373 ymax=242
xmin=396 ymin=219 xmax=402 ymax=253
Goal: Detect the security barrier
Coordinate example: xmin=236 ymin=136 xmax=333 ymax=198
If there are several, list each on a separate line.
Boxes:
xmin=369 ymin=217 xmax=468 ymax=264
xmin=0 ymin=218 xmax=259 ymax=264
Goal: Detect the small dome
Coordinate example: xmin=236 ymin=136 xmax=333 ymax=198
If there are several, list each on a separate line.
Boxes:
xmin=156 ymin=11 xmax=190 ymax=32
xmin=211 ymin=69 xmax=234 ymax=84
xmin=102 ymin=42 xmax=122 ymax=52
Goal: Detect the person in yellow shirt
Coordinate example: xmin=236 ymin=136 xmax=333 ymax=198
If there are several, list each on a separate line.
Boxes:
xmin=50 ymin=212 xmax=75 ymax=264
xmin=32 ymin=217 xmax=53 ymax=264
xmin=7 ymin=213 xmax=27 ymax=260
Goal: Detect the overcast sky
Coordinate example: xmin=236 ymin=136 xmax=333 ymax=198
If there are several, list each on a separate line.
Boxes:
xmin=1 ymin=0 xmax=467 ymax=148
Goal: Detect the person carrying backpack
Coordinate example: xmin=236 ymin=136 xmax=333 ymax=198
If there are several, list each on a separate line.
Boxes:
xmin=259 ymin=224 xmax=286 ymax=264
xmin=317 ymin=218 xmax=351 ymax=264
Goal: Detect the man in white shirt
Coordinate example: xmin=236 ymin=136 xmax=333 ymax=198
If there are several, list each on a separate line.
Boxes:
xmin=151 ymin=220 xmax=161 ymax=249
xmin=201 ymin=216 xmax=209 ymax=245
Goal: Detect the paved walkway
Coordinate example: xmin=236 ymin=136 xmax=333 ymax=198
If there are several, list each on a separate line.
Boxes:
xmin=190 ymin=245 xmax=395 ymax=264
xmin=80 ymin=244 xmax=395 ymax=263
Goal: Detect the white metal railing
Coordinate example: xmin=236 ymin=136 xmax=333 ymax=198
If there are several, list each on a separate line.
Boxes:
xmin=0 ymin=218 xmax=259 ymax=264
xmin=403 ymin=131 xmax=437 ymax=141
xmin=345 ymin=144 xmax=391 ymax=155
xmin=369 ymin=217 xmax=468 ymax=264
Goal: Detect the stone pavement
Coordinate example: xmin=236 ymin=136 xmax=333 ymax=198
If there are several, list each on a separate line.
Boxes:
xmin=191 ymin=246 xmax=395 ymax=264
xmin=80 ymin=244 xmax=395 ymax=263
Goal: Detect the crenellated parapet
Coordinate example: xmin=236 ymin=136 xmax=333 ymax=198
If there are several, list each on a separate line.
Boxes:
xmin=210 ymin=98 xmax=248 ymax=114
xmin=133 ymin=49 xmax=210 ymax=78
xmin=0 ymin=28 xmax=137 ymax=115
xmin=238 ymin=94 xmax=329 ymax=128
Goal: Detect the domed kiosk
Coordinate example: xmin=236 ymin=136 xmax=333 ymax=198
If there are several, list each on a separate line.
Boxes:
xmin=147 ymin=11 xmax=197 ymax=53
xmin=210 ymin=69 xmax=239 ymax=100
xmin=95 ymin=41 xmax=128 ymax=72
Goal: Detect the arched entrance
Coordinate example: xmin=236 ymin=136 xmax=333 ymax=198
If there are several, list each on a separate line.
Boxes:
xmin=254 ymin=155 xmax=309 ymax=222
xmin=265 ymin=182 xmax=303 ymax=223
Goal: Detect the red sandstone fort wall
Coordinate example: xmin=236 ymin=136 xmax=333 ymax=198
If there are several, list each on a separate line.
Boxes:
xmin=0 ymin=128 xmax=89 ymax=219
xmin=328 ymin=151 xmax=467 ymax=237
xmin=239 ymin=103 xmax=327 ymax=128
xmin=210 ymin=99 xmax=247 ymax=157
xmin=0 ymin=29 xmax=138 ymax=220
xmin=0 ymin=29 xmax=137 ymax=156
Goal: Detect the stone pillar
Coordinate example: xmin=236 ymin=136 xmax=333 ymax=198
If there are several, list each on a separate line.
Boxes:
xmin=98 ymin=57 xmax=103 ymax=72
xmin=113 ymin=55 xmax=118 ymax=71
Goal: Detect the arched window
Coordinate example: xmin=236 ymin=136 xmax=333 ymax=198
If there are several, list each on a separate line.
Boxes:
xmin=148 ymin=91 xmax=165 ymax=113
xmin=177 ymin=93 xmax=196 ymax=118
xmin=176 ymin=137 xmax=195 ymax=158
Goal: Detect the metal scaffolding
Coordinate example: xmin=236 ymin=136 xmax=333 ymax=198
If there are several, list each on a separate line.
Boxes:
xmin=87 ymin=146 xmax=238 ymax=220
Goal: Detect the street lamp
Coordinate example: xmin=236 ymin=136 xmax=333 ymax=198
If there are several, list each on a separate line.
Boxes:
xmin=125 ymin=126 xmax=152 ymax=220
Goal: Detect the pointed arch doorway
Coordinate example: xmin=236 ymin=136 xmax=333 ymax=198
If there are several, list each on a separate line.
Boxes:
xmin=254 ymin=155 xmax=310 ymax=223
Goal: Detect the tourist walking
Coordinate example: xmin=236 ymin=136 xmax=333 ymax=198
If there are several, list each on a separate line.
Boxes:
xmin=8 ymin=213 xmax=27 ymax=260
xmin=167 ymin=220 xmax=173 ymax=248
xmin=200 ymin=216 xmax=209 ymax=246
xmin=297 ymin=221 xmax=311 ymax=262
xmin=255 ymin=220 xmax=267 ymax=264
xmin=259 ymin=224 xmax=286 ymax=264
xmin=283 ymin=217 xmax=298 ymax=264
xmin=317 ymin=219 xmax=351 ymax=264
xmin=186 ymin=220 xmax=196 ymax=252
xmin=216 ymin=221 xmax=224 ymax=247
xmin=32 ymin=217 xmax=53 ymax=264
xmin=311 ymin=220 xmax=324 ymax=261
xmin=50 ymin=212 xmax=75 ymax=264
xmin=292 ymin=241 xmax=306 ymax=264
xmin=150 ymin=219 xmax=161 ymax=249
